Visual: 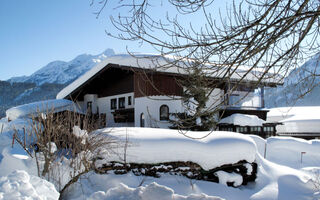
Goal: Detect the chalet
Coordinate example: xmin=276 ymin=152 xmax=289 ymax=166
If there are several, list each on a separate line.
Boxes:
xmin=56 ymin=54 xmax=281 ymax=137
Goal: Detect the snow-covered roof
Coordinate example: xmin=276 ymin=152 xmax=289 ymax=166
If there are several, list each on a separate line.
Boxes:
xmin=267 ymin=106 xmax=320 ymax=123
xmin=6 ymin=99 xmax=82 ymax=121
xmin=56 ymin=54 xmax=282 ymax=99
xmin=266 ymin=106 xmax=320 ymax=133
xmin=218 ymin=114 xmax=266 ymax=126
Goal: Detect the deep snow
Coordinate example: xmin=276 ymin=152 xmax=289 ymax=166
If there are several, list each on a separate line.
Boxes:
xmin=98 ymin=127 xmax=256 ymax=170
xmin=0 ymin=116 xmax=319 ymax=199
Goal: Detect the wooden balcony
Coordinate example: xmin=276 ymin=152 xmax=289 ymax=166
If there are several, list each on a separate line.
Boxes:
xmin=112 ymin=108 xmax=134 ymax=123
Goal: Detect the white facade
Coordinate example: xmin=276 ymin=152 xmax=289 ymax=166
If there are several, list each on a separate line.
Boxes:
xmin=134 ymin=96 xmax=185 ymax=128
xmin=79 ymin=92 xmax=135 ymax=127
xmin=228 ymin=88 xmax=263 ymax=108
xmin=74 ymin=87 xmax=265 ymax=129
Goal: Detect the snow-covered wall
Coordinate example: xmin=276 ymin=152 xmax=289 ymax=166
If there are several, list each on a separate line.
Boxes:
xmin=100 ymin=127 xmax=257 ymax=170
xmin=134 ymin=96 xmax=184 ymax=128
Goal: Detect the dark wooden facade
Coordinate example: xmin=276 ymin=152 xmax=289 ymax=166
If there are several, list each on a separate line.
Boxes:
xmin=67 ymin=64 xmax=185 ymax=101
xmin=68 ymin=65 xmax=134 ymax=101
xmin=134 ymin=72 xmax=183 ymax=98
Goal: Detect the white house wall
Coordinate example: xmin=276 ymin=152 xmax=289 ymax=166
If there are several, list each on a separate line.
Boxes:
xmin=84 ymin=94 xmax=98 ymax=113
xmin=135 ymin=96 xmax=184 ymax=128
xmin=97 ymin=92 xmax=134 ymax=127
xmin=78 ymin=92 xmax=134 ymax=127
xmin=229 ymin=89 xmax=262 ymax=108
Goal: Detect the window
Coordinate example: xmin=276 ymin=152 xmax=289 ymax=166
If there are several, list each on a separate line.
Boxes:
xmin=119 ymin=97 xmax=125 ymax=109
xmin=263 ymin=126 xmax=274 ymax=132
xmin=111 ymin=99 xmax=117 ymax=110
xmin=87 ymin=101 xmax=92 ymax=113
xmin=220 ymin=127 xmax=233 ymax=132
xmin=140 ymin=113 xmax=145 ymax=127
xmin=250 ymin=126 xmax=262 ymax=132
xmin=229 ymin=94 xmax=240 ymax=106
xmin=128 ymin=96 xmax=132 ymax=106
xmin=236 ymin=126 xmax=248 ymax=133
xmin=160 ymin=105 xmax=169 ymax=121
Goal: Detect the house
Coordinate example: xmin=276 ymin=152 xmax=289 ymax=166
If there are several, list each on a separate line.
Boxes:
xmin=56 ymin=54 xmax=281 ymax=136
xmin=267 ymin=106 xmax=320 ymax=139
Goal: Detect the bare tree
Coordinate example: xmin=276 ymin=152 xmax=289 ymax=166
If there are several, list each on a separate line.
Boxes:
xmin=13 ymin=109 xmax=120 ymax=198
xmin=90 ymin=0 xmax=320 ymax=129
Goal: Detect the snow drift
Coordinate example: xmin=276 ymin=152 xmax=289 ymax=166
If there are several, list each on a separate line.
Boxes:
xmin=0 ymin=170 xmax=59 ymax=200
xmin=99 ymin=127 xmax=257 ymax=170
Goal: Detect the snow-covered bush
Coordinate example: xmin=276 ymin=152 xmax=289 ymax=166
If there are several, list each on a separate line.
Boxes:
xmin=11 ymin=110 xmax=120 ymax=197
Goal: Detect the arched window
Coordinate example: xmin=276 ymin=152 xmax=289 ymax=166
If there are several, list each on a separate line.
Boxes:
xmin=160 ymin=105 xmax=169 ymax=121
xmin=140 ymin=113 xmax=145 ymax=127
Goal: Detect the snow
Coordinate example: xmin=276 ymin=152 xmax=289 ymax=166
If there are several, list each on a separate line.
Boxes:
xmin=0 ymin=116 xmax=320 ymax=199
xmin=248 ymin=134 xmax=320 ymax=169
xmin=47 ymin=142 xmax=57 ymax=154
xmin=87 ymin=182 xmax=223 ymax=200
xmin=56 ymin=54 xmax=281 ymax=99
xmin=215 ymin=171 xmax=243 ymax=187
xmin=0 ymin=170 xmax=59 ymax=200
xmin=267 ymin=106 xmax=320 ymax=122
xmin=8 ymin=49 xmax=115 ymax=85
xmin=219 ymin=114 xmax=265 ymax=126
xmin=72 ymin=126 xmax=88 ymax=144
xmin=266 ymin=137 xmax=320 ymax=168
xmin=267 ymin=106 xmax=320 ymax=133
xmin=5 ymin=99 xmax=82 ymax=121
xmin=98 ymin=127 xmax=257 ymax=170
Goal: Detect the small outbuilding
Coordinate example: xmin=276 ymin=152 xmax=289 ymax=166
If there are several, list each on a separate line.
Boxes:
xmin=218 ymin=114 xmax=277 ymax=138
xmin=267 ymin=106 xmax=320 ymax=139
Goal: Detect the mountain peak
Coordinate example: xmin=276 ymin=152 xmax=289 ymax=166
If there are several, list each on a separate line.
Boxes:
xmin=7 ymin=49 xmax=115 ymax=85
xmin=102 ymin=48 xmax=115 ymax=56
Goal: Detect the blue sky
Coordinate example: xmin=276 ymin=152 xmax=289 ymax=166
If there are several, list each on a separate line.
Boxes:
xmin=0 ymin=0 xmax=151 ymax=80
xmin=0 ymin=0 xmax=230 ymax=81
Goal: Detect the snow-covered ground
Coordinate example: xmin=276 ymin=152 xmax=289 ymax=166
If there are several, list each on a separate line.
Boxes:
xmin=0 ymin=116 xmax=319 ymax=199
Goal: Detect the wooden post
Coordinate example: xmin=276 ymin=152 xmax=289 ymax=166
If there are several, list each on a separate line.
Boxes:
xmin=301 ymin=152 xmax=306 ymax=164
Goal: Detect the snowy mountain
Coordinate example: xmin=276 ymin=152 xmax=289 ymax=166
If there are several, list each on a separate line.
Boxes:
xmin=8 ymin=49 xmax=115 ymax=85
xmin=0 ymin=49 xmax=115 ymax=117
xmin=265 ymin=53 xmax=320 ymax=108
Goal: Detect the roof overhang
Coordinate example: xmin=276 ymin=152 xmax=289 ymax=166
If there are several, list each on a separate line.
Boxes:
xmin=56 ymin=54 xmax=283 ymax=100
